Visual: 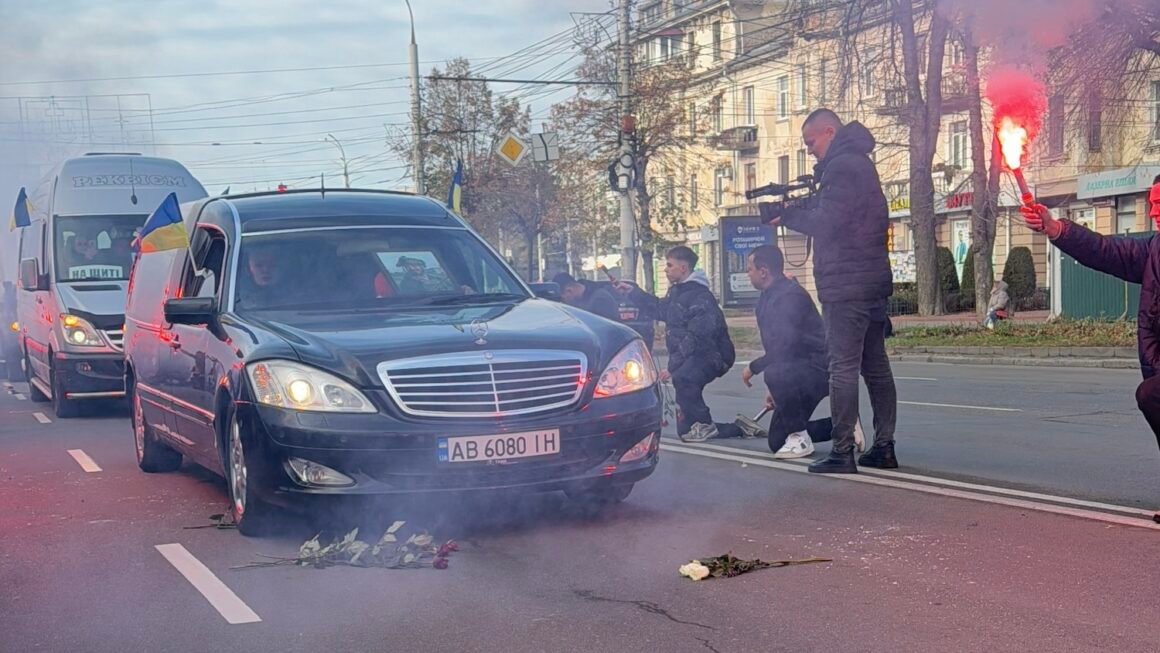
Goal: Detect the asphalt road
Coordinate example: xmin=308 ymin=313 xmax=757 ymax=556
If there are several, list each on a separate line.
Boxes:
xmin=2 ymin=362 xmax=1159 ymax=653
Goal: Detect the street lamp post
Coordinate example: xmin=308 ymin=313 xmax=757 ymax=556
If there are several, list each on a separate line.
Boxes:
xmin=404 ymin=0 xmax=424 ymax=195
xmin=325 ymin=133 xmax=350 ymax=188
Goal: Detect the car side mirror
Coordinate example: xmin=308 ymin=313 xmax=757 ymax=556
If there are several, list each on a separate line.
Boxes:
xmin=528 ymin=282 xmax=561 ymax=300
xmin=19 ymin=258 xmax=47 ymax=292
xmin=164 ymin=297 xmax=216 ymax=326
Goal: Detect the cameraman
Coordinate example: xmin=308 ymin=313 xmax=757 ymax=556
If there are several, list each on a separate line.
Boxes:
xmin=759 ymin=108 xmax=898 ymax=474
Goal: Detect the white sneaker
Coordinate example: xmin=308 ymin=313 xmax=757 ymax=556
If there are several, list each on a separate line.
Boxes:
xmin=774 ymin=431 xmax=815 ymax=459
xmin=680 ymin=422 xmax=718 ymax=443
xmin=854 ymin=418 xmax=866 ymax=453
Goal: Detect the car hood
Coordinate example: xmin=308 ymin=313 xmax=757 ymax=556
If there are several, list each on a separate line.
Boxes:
xmin=55 ymin=281 xmax=128 ymax=329
xmin=244 ymin=298 xmax=637 ymax=388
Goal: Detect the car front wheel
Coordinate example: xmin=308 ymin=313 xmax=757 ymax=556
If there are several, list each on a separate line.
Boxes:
xmin=227 ymin=412 xmax=278 ymax=537
xmin=132 ymin=385 xmax=181 ymax=473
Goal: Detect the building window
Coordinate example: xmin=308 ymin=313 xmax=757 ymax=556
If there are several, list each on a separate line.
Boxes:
xmin=642 ymin=2 xmax=661 ymax=24
xmin=666 ymin=176 xmax=676 ymax=209
xmin=950 ymin=120 xmax=968 ymax=169
xmin=778 ymin=156 xmax=790 ymax=184
xmin=690 ymin=174 xmax=699 ymax=210
xmin=777 ymin=76 xmax=789 ymax=119
xmin=712 ymin=21 xmax=722 ymax=61
xmin=1088 ymin=92 xmax=1102 ymax=152
xmin=917 ymin=34 xmax=928 ymax=73
xmin=657 ymin=34 xmax=682 ymax=61
xmin=796 ymin=148 xmax=807 ymax=176
xmin=743 ymin=86 xmax=755 ymax=125
xmin=797 ymin=63 xmax=808 ymax=108
xmin=1069 ymin=206 xmax=1095 ymax=230
xmin=862 ymin=47 xmax=878 ymax=97
xmin=1117 ymin=196 xmax=1137 ymax=234
xmin=745 ymin=163 xmax=757 ymax=200
xmin=688 ymin=102 xmax=697 ymax=136
xmin=819 ymin=59 xmax=828 ymax=104
xmin=712 ymin=97 xmax=723 ymax=132
xmin=714 ymin=167 xmax=727 ymax=207
xmin=1151 ymin=80 xmax=1160 ymax=142
xmin=1048 ymin=94 xmax=1065 ymax=156
xmin=948 ymin=39 xmax=964 ymax=67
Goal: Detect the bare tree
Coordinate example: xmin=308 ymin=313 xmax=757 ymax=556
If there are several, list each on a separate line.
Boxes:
xmin=961 ymin=29 xmax=1002 ymax=315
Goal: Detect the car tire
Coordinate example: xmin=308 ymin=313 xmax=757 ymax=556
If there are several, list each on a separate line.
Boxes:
xmin=25 ymin=353 xmax=48 ymax=403
xmin=50 ymin=360 xmax=81 ymax=419
xmin=226 ymin=412 xmax=278 ymax=537
xmin=567 ymin=483 xmax=634 ymax=507
xmin=131 ymin=384 xmax=181 ymax=473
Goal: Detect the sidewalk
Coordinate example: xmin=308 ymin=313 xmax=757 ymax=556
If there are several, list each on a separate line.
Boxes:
xmin=725 ymin=309 xmax=1052 ymax=329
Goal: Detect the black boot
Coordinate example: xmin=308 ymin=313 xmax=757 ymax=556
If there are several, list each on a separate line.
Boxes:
xmin=807 ymin=449 xmax=857 ymax=474
xmin=858 ymin=442 xmax=899 ymax=469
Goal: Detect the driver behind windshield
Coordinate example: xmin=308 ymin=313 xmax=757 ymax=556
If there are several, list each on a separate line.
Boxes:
xmin=396 ymin=255 xmax=474 ymax=296
xmin=237 ymin=242 xmax=287 ymax=308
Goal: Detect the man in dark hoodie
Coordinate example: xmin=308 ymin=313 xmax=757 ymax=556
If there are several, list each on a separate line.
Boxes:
xmin=616 ymin=246 xmax=737 ymax=442
xmin=759 ymin=108 xmax=898 ymax=474
xmin=1021 ymin=175 xmax=1160 ymax=523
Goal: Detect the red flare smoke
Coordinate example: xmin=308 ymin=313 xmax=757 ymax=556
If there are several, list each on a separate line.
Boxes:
xmin=986 ymin=65 xmax=1047 ymax=171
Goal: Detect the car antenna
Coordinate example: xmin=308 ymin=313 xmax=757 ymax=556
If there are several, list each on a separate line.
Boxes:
xmin=320 ymin=172 xmax=326 ymax=198
xmin=127 ymin=157 xmax=139 ymax=205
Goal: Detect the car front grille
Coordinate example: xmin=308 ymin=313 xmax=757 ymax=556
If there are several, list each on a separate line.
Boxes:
xmin=378 ymin=350 xmax=588 ymax=418
xmin=103 ymin=329 xmax=124 ymax=352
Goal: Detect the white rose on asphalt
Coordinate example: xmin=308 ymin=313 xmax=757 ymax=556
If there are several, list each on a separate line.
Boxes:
xmin=679 ymin=561 xmax=711 ymax=581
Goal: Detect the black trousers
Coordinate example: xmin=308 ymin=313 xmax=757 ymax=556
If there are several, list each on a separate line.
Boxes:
xmin=766 ymin=370 xmax=833 ymax=452
xmin=673 ymin=363 xmax=738 ymax=436
xmin=823 ymin=299 xmax=898 ymax=454
xmin=1134 ymin=375 xmax=1160 ymax=453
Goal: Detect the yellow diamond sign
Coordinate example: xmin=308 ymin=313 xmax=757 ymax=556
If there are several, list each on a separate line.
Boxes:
xmin=497 ymin=133 xmax=529 ymax=166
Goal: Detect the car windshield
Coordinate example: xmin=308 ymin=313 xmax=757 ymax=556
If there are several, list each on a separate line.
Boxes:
xmin=54 ymin=215 xmax=145 ymax=282
xmin=232 ymin=226 xmax=530 ymax=313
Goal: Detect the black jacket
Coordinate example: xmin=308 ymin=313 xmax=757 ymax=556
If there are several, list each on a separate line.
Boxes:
xmin=778 ymin=122 xmax=893 ymax=304
xmin=1051 ymin=221 xmax=1159 ymax=379
xmin=631 ymin=271 xmax=733 ymax=378
xmin=574 ymin=280 xmax=621 ymax=323
xmin=747 ymin=277 xmax=828 ymax=389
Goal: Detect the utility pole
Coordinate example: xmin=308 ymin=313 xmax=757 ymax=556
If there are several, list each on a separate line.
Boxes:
xmin=405 ymin=0 xmax=425 ymax=195
xmin=616 ymin=0 xmax=637 ymax=283
xmin=325 ymin=134 xmax=350 ymax=188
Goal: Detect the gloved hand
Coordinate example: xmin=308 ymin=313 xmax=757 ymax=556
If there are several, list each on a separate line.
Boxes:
xmin=1019 ymin=203 xmax=1063 ymax=239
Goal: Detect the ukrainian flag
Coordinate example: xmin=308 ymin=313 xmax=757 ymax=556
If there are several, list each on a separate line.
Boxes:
xmin=137 ymin=192 xmax=188 ymax=253
xmin=9 ymin=187 xmax=30 ymax=232
xmin=447 ymin=159 xmax=463 ymax=214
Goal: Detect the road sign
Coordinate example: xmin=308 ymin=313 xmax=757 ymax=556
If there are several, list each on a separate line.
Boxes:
xmin=531 ymin=132 xmax=560 ymax=162
xmin=497 ymin=133 xmax=529 ymax=166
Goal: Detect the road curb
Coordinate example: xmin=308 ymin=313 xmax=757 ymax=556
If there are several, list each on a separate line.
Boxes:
xmin=655 ymin=347 xmax=1139 ymax=371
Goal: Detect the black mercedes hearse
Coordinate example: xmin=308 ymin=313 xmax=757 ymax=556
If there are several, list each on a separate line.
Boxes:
xmin=123 ymin=189 xmax=661 ymax=535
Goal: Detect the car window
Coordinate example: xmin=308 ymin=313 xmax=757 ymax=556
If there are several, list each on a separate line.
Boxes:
xmin=54 ymin=214 xmax=145 ymax=282
xmin=233 ymin=226 xmax=527 ymax=314
xmin=180 ymin=231 xmax=226 ymax=301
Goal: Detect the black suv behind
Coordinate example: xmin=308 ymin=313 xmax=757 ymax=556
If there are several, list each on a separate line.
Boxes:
xmin=123 ymin=190 xmax=662 ymax=535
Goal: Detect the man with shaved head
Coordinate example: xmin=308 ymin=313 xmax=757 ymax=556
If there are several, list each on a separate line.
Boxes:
xmin=758 ymin=108 xmax=898 ymax=475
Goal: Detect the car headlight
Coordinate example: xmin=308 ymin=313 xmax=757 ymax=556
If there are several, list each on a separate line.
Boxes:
xmin=59 ymin=314 xmax=103 ymax=347
xmin=245 ymin=360 xmax=376 ymax=413
xmin=594 ymin=339 xmax=658 ymax=398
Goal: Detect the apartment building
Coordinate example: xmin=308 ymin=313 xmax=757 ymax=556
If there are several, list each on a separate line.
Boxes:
xmin=634 ymin=0 xmax=1159 ymax=307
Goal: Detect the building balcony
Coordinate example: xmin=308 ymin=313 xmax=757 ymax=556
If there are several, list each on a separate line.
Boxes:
xmin=711 ymin=126 xmax=759 ymax=153
xmin=940 ymin=68 xmax=972 ymax=113
xmin=877 ymin=88 xmax=909 ymax=116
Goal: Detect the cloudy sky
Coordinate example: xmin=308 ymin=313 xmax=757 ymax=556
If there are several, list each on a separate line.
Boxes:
xmin=0 ymin=0 xmax=613 ymax=197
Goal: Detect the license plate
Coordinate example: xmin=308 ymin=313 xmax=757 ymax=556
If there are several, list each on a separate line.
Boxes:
xmin=437 ymin=429 xmax=560 ymax=463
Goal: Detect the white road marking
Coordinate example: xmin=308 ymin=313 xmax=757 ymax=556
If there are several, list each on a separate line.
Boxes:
xmin=155 ymin=544 xmax=261 ymax=625
xmin=33 ymin=412 xmax=51 ymax=424
xmin=895 ymin=376 xmax=938 ymax=381
xmin=679 ymin=440 xmax=1157 ymax=519
xmin=900 ymin=400 xmax=1022 ymax=413
xmin=66 ymin=449 xmax=102 ymax=473
xmin=14 ymin=393 xmax=26 ymax=401
xmin=662 ymin=442 xmax=1160 ymax=531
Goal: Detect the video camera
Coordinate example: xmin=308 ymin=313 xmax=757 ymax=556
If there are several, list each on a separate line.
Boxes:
xmin=746 ymin=175 xmax=819 ymax=224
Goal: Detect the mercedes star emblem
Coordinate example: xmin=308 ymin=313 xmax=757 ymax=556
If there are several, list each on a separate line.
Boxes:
xmin=470 ymin=319 xmax=489 ymax=346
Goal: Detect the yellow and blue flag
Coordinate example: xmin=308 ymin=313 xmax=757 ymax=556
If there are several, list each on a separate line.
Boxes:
xmin=447 ymin=159 xmax=463 ymax=213
xmin=9 ymin=187 xmax=30 ymax=232
xmin=135 ymin=192 xmax=188 ymax=253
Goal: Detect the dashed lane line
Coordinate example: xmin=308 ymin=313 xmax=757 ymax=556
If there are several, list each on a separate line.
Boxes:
xmin=66 ymin=449 xmax=102 ymax=473
xmin=33 ymin=412 xmax=51 ymax=424
xmin=155 ymin=544 xmax=262 ymax=625
xmin=899 ymin=400 xmax=1022 ymax=413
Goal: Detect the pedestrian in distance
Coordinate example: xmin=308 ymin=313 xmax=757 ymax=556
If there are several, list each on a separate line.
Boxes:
xmin=739 ymin=245 xmax=866 ymax=458
xmin=1020 ymin=174 xmax=1160 ymax=523
xmin=759 ymin=108 xmax=899 ymax=474
xmin=615 ymin=246 xmax=739 ymax=443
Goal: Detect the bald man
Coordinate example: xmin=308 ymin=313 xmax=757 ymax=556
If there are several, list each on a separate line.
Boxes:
xmin=759 ymin=108 xmax=898 ymax=475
